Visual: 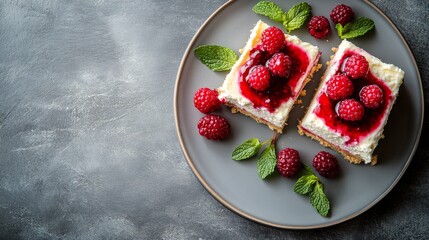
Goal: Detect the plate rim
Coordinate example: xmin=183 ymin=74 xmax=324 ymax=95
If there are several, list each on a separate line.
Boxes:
xmin=173 ymin=0 xmax=424 ymax=229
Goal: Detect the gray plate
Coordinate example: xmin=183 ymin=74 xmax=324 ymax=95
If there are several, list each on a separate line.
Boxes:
xmin=174 ymin=0 xmax=424 ymax=229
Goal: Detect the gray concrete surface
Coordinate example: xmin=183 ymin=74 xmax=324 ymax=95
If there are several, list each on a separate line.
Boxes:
xmin=0 ymin=0 xmax=428 ymax=239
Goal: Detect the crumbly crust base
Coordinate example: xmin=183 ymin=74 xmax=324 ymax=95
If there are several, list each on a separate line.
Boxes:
xmin=298 ymin=48 xmax=377 ymax=165
xmin=297 ymin=125 xmax=377 ymax=165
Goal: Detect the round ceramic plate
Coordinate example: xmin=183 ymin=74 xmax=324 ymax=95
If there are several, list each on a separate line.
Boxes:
xmin=174 ymin=0 xmax=423 ymax=229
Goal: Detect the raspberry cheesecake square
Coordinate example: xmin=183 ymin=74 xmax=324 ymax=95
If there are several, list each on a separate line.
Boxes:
xmin=217 ymin=20 xmax=321 ymax=133
xmin=298 ymin=40 xmax=404 ymax=165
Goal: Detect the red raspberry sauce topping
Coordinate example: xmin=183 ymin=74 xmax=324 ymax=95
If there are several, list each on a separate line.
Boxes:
xmin=314 ymin=51 xmax=393 ymax=145
xmin=238 ymin=42 xmax=310 ymax=112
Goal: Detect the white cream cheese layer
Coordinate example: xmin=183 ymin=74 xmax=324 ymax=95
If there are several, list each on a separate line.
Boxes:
xmin=300 ymin=40 xmax=404 ymax=164
xmin=217 ymin=20 xmax=320 ymax=129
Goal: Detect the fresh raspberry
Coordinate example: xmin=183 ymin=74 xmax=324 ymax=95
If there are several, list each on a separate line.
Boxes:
xmin=277 ymin=148 xmax=302 ymax=178
xmin=261 ymin=26 xmax=285 ymax=54
xmin=343 ymin=54 xmax=369 ymax=79
xmin=247 ymin=65 xmax=271 ymax=91
xmin=193 ymin=88 xmax=222 ymax=114
xmin=266 ymin=53 xmax=292 ymax=77
xmin=197 ymin=114 xmax=231 ymax=140
xmin=359 ymin=84 xmax=384 ymax=109
xmin=307 ymin=16 xmax=331 ymax=39
xmin=336 ymin=98 xmax=365 ymax=121
xmin=330 ymin=4 xmax=354 ymax=26
xmin=326 ymin=74 xmax=354 ymax=101
xmin=313 ymin=151 xmax=340 ymax=178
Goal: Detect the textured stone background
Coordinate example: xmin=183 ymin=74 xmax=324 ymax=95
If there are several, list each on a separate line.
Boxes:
xmin=0 ymin=0 xmax=427 ymax=239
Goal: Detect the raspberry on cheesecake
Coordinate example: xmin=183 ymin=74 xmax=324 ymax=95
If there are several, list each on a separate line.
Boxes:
xmin=298 ymin=40 xmax=404 ymax=165
xmin=218 ymin=20 xmax=321 ymax=133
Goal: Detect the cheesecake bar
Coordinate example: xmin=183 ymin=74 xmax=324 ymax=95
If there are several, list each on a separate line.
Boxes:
xmin=298 ymin=40 xmax=404 ymax=164
xmin=217 ymin=20 xmax=321 ymax=133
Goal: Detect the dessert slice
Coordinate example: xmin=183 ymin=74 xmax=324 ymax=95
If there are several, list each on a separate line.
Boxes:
xmin=298 ymin=40 xmax=404 ymax=165
xmin=217 ymin=20 xmax=321 ymax=133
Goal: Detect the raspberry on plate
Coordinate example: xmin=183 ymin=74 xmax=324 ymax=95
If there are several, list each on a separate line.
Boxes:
xmin=330 ymin=4 xmax=354 ymax=26
xmin=266 ymin=52 xmax=292 ymax=78
xmin=313 ymin=151 xmax=340 ymax=178
xmin=326 ymin=74 xmax=354 ymax=101
xmin=247 ymin=65 xmax=271 ymax=91
xmin=360 ymin=84 xmax=384 ymax=109
xmin=277 ymin=148 xmax=301 ymax=178
xmin=308 ymin=16 xmax=331 ymax=39
xmin=193 ymin=88 xmax=222 ymax=114
xmin=336 ymin=98 xmax=365 ymax=121
xmin=197 ymin=114 xmax=231 ymax=140
xmin=261 ymin=26 xmax=285 ymax=54
xmin=343 ymin=54 xmax=369 ymax=79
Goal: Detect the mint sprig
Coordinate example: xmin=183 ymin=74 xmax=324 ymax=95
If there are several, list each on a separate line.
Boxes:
xmin=294 ymin=164 xmax=331 ymax=217
xmin=294 ymin=174 xmax=318 ymax=195
xmin=283 ymin=2 xmax=311 ymax=33
xmin=336 ymin=17 xmax=375 ymax=39
xmin=231 ymin=133 xmax=278 ymax=179
xmin=252 ymin=1 xmax=311 ymax=33
xmin=194 ymin=45 xmax=238 ymax=71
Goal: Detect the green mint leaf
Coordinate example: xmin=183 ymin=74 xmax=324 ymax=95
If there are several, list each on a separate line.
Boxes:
xmin=300 ymin=164 xmax=314 ymax=176
xmin=252 ymin=1 xmax=286 ymax=23
xmin=294 ymin=175 xmax=318 ymax=195
xmin=336 ymin=23 xmax=345 ymax=37
xmin=309 ymin=181 xmax=330 ymax=217
xmin=336 ymin=17 xmax=375 ymax=39
xmin=293 ymin=165 xmax=331 ymax=217
xmin=194 ymin=45 xmax=238 ymax=71
xmin=257 ymin=143 xmax=276 ymax=179
xmin=283 ymin=2 xmax=311 ymax=33
xmin=232 ymin=138 xmax=262 ymax=160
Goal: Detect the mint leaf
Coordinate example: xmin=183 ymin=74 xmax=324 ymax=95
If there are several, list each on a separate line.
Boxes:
xmin=309 ymin=182 xmax=330 ymax=217
xmin=294 ymin=175 xmax=318 ymax=195
xmin=283 ymin=2 xmax=311 ymax=33
xmin=300 ymin=164 xmax=314 ymax=176
xmin=194 ymin=45 xmax=238 ymax=71
xmin=293 ymin=164 xmax=331 ymax=217
xmin=232 ymin=138 xmax=262 ymax=160
xmin=257 ymin=143 xmax=276 ymax=179
xmin=252 ymin=1 xmax=286 ymax=23
xmin=336 ymin=23 xmax=345 ymax=37
xmin=336 ymin=17 xmax=375 ymax=39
